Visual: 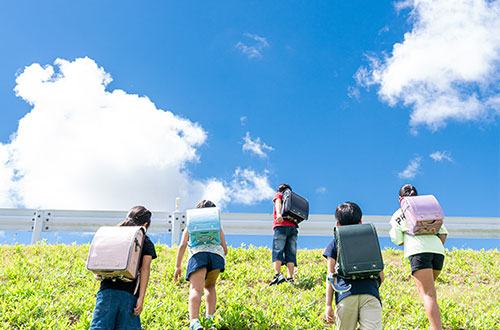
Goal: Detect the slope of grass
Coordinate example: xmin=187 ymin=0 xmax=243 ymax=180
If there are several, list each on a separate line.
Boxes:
xmin=0 ymin=244 xmax=499 ymax=329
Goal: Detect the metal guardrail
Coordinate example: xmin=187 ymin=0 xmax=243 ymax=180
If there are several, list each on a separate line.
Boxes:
xmin=0 ymin=208 xmax=499 ymax=245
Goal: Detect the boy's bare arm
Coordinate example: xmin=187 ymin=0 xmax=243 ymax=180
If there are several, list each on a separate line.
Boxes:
xmin=275 ymin=199 xmax=283 ymax=223
xmin=325 ymin=257 xmax=336 ymax=323
xmin=378 ymin=270 xmax=385 ymax=287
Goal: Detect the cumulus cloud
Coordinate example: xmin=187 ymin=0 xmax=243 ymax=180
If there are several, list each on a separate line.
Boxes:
xmin=235 ymin=33 xmax=270 ymax=60
xmin=0 ymin=57 xmax=273 ymax=210
xmin=242 ymin=132 xmax=274 ymax=158
xmin=225 ymin=168 xmax=275 ymax=205
xmin=429 ymin=151 xmax=453 ymax=162
xmin=356 ymin=0 xmax=500 ymax=130
xmin=398 ymin=156 xmax=422 ymax=179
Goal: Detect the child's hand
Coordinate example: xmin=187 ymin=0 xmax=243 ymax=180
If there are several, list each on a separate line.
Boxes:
xmin=134 ymin=297 xmax=144 ymax=316
xmin=276 ymin=215 xmax=284 ymax=224
xmin=173 ymin=266 xmax=182 ymax=282
xmin=325 ymin=305 xmax=335 ymax=323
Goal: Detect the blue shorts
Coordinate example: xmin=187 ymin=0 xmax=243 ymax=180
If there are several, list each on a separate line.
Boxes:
xmin=272 ymin=225 xmax=298 ymax=266
xmin=186 ymin=252 xmax=225 ymax=281
xmin=89 ymin=289 xmax=141 ymax=330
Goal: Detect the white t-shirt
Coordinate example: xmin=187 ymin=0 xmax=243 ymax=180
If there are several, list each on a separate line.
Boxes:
xmin=188 ymin=242 xmax=225 ymax=260
xmin=390 ymin=208 xmax=448 ymax=258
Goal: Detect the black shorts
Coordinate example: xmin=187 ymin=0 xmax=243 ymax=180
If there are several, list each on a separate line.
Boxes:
xmin=408 ymin=253 xmax=445 ymax=274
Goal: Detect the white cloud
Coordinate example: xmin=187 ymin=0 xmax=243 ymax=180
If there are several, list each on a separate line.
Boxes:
xmin=356 ymin=0 xmax=500 ymax=130
xmin=240 ymin=116 xmax=247 ymax=126
xmin=0 ymin=57 xmax=273 ymax=211
xmin=242 ymin=132 xmax=274 ymax=158
xmin=316 ymin=187 xmax=327 ymax=194
xmin=235 ymin=33 xmax=270 ymax=60
xmin=0 ymin=145 xmax=16 ymax=207
xmin=226 ymin=168 xmax=275 ymax=205
xmin=347 ymin=86 xmax=360 ymax=100
xmin=398 ymin=156 xmax=422 ymax=179
xmin=429 ymin=151 xmax=453 ymax=162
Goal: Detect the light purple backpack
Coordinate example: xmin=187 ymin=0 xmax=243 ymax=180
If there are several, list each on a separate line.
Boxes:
xmin=400 ymin=195 xmax=444 ymax=235
xmin=86 ymin=226 xmax=145 ymax=281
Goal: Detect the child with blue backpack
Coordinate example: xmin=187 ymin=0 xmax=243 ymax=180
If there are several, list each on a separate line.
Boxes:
xmin=174 ymin=200 xmax=228 ymax=330
xmin=390 ymin=184 xmax=448 ymax=330
xmin=324 ymin=202 xmax=384 ymax=330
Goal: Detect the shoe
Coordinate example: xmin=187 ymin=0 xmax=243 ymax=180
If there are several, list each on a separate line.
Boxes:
xmin=270 ymin=273 xmax=286 ymax=286
xmin=286 ymin=277 xmax=295 ymax=285
xmin=189 ymin=319 xmax=203 ymax=330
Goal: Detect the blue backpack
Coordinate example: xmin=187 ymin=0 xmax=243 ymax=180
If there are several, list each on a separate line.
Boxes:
xmin=186 ymin=207 xmax=221 ymax=247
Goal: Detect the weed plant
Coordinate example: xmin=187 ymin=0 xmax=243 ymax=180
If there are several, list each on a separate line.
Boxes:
xmin=0 ymin=244 xmax=499 ymax=329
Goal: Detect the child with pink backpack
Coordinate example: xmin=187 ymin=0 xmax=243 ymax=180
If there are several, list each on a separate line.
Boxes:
xmin=88 ymin=206 xmax=157 ymax=330
xmin=389 ymin=184 xmax=448 ymax=330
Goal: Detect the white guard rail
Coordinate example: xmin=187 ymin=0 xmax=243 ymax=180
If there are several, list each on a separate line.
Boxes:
xmin=0 ymin=208 xmax=499 ymax=245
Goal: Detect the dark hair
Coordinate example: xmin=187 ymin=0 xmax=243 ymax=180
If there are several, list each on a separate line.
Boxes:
xmin=119 ymin=205 xmax=152 ymax=228
xmin=335 ymin=202 xmax=362 ymax=226
xmin=277 ymin=184 xmax=291 ymax=193
xmin=399 ymin=184 xmax=418 ymax=197
xmin=196 ymin=200 xmax=216 ymax=208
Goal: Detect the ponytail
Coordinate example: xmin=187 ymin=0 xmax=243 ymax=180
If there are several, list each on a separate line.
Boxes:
xmin=118 ymin=206 xmax=152 ymax=227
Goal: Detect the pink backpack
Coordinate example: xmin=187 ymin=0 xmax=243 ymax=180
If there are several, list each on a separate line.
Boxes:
xmin=400 ymin=195 xmax=444 ymax=235
xmin=86 ymin=226 xmax=145 ymax=281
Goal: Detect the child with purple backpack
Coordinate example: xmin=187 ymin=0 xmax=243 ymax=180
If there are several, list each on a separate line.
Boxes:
xmin=390 ymin=184 xmax=448 ymax=330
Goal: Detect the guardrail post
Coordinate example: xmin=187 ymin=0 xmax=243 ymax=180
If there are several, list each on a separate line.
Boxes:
xmin=31 ymin=210 xmax=45 ymax=244
xmin=171 ymin=197 xmax=181 ymax=246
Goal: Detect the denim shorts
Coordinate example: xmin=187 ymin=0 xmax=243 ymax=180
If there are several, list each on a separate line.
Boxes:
xmin=409 ymin=252 xmax=445 ymax=274
xmin=186 ymin=252 xmax=225 ymax=281
xmin=272 ymin=225 xmax=298 ymax=266
xmin=89 ymin=289 xmax=141 ymax=330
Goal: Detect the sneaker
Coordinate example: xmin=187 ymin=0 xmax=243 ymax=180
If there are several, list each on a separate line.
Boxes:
xmin=286 ymin=277 xmax=295 ymax=285
xmin=270 ymin=273 xmax=286 ymax=286
xmin=189 ymin=319 xmax=203 ymax=330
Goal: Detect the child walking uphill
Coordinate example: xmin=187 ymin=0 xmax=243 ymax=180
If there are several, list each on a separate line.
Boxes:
xmin=324 ymin=202 xmax=384 ymax=330
xmin=270 ymin=183 xmax=299 ymax=285
xmin=390 ymin=184 xmax=448 ymax=330
xmin=89 ymin=206 xmax=157 ymax=330
xmin=174 ymin=200 xmax=228 ymax=330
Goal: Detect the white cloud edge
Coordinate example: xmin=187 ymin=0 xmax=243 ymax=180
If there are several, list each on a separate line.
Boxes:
xmin=398 ymin=156 xmax=422 ymax=179
xmin=242 ymin=132 xmax=274 ymax=158
xmin=429 ymin=151 xmax=453 ymax=163
xmin=235 ymin=33 xmax=270 ymax=60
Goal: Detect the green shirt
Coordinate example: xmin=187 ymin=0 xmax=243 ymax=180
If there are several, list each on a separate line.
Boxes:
xmin=390 ymin=208 xmax=448 ymax=258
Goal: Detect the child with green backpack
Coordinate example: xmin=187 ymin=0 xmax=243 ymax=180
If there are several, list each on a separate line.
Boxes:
xmin=323 ymin=202 xmax=384 ymax=330
xmin=174 ymin=200 xmax=228 ymax=330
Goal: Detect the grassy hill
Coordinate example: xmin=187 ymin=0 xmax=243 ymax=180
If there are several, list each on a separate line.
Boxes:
xmin=0 ymin=244 xmax=499 ymax=329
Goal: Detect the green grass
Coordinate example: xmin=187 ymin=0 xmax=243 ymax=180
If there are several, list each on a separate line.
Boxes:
xmin=0 ymin=244 xmax=499 ymax=329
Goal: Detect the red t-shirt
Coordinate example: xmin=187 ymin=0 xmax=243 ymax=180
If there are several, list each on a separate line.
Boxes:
xmin=273 ymin=192 xmax=297 ymax=230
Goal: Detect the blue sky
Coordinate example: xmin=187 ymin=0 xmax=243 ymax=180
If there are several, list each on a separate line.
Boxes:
xmin=0 ymin=0 xmax=499 ymax=218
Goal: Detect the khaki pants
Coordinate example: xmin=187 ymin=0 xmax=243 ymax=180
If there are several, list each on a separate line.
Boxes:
xmin=335 ymin=294 xmax=382 ymax=330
